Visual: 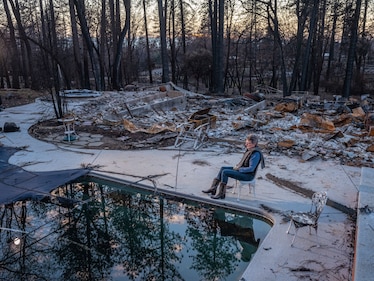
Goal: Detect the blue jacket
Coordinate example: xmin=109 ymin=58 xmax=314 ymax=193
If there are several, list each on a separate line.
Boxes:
xmin=238 ymin=148 xmax=265 ymax=174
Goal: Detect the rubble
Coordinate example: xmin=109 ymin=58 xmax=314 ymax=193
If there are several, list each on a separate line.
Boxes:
xmin=36 ymin=84 xmax=374 ymax=168
xmin=122 ymin=90 xmax=186 ymax=117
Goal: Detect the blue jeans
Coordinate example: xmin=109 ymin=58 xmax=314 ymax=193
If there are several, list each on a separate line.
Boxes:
xmin=215 ymin=166 xmax=255 ymax=184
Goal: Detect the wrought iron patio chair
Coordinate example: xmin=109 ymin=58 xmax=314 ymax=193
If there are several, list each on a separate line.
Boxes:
xmin=286 ymin=191 xmax=328 ymax=246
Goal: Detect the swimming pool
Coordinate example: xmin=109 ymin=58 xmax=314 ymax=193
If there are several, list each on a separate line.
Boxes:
xmin=0 ymin=174 xmax=272 ymax=280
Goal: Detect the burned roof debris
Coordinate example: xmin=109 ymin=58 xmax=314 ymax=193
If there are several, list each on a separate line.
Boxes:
xmin=30 ymin=84 xmax=373 ymax=167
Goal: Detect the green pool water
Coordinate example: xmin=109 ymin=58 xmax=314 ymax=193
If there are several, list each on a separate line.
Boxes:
xmin=0 ymin=176 xmax=272 ymax=281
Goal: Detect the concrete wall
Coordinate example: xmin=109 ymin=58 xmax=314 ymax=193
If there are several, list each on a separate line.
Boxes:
xmin=352 ymin=167 xmax=374 ymax=281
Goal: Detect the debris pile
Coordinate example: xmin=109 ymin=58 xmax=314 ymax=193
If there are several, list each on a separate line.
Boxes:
xmin=48 ymin=84 xmax=374 ymax=167
xmin=240 ymin=94 xmax=374 ymax=167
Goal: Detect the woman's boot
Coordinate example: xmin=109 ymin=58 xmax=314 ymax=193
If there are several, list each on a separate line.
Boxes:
xmin=211 ymin=182 xmax=227 ymax=199
xmin=202 ymin=179 xmax=220 ymax=195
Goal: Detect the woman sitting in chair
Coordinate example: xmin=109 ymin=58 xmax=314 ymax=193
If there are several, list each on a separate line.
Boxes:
xmin=203 ymin=134 xmax=265 ymax=199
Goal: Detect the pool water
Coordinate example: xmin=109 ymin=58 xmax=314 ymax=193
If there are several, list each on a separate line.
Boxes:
xmin=0 ymin=176 xmax=271 ymax=281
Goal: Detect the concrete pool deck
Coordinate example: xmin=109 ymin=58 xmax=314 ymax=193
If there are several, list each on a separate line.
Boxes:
xmin=0 ymin=101 xmax=373 ymax=280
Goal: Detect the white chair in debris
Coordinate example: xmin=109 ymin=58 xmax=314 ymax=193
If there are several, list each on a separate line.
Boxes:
xmin=286 ymin=191 xmax=328 ymax=247
xmin=58 ymin=115 xmax=78 ymax=142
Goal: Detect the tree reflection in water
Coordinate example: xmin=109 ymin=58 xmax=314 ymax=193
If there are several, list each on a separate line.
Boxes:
xmin=0 ymin=178 xmax=271 ymax=280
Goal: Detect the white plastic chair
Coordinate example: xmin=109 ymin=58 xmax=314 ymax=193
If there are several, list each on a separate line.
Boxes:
xmin=232 ymin=178 xmax=256 ymax=201
xmin=59 ymin=117 xmax=78 ymax=142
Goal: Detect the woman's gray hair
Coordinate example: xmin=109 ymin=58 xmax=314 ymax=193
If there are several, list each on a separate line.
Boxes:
xmin=246 ymin=134 xmax=258 ymax=146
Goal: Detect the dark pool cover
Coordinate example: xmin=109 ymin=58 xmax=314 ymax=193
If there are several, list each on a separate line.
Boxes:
xmin=0 ymin=146 xmax=89 ymax=204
